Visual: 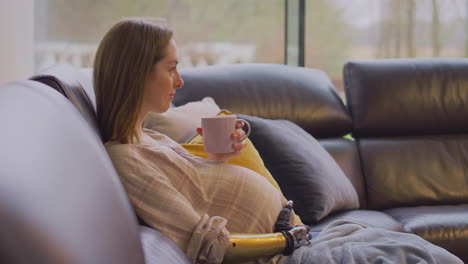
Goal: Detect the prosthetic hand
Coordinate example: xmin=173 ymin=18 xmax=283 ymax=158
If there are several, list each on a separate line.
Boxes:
xmin=223 ymin=201 xmax=311 ymax=263
xmin=274 ymin=200 xmax=295 ymax=232
xmin=275 ymin=201 xmax=311 ymax=255
xmin=281 ymin=225 xmax=311 ymax=255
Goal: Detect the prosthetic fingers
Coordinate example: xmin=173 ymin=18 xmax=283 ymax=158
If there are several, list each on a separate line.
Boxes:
xmin=223 ymin=201 xmax=311 ymax=263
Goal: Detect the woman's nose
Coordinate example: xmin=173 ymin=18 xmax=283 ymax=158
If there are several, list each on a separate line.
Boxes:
xmin=175 ymin=72 xmax=184 ymax=89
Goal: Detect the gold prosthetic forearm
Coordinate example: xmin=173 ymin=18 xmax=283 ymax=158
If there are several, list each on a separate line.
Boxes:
xmin=222 ymin=233 xmax=286 ymax=263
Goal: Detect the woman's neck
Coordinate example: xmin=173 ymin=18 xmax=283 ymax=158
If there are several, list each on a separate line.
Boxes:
xmin=135 ymin=109 xmax=149 ymax=139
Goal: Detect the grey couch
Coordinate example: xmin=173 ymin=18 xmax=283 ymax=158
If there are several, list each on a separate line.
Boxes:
xmin=1 ymin=59 xmax=467 ymax=263
xmin=0 ymin=80 xmax=189 ymax=263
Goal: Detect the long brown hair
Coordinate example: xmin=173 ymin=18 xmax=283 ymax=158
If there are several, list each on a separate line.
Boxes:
xmin=93 ymin=18 xmax=173 ymax=144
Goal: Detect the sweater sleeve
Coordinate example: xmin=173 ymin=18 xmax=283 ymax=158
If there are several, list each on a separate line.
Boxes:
xmin=106 ymin=144 xmax=230 ymax=264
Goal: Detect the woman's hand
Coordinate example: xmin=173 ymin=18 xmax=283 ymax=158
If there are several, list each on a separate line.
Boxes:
xmin=283 ymin=225 xmax=311 ymax=255
xmin=275 ymin=201 xmax=311 ymax=255
xmin=275 ymin=200 xmax=294 ymax=232
xmin=196 ymin=121 xmax=248 ymax=162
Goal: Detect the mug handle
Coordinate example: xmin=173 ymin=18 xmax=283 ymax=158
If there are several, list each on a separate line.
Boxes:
xmin=236 ymin=119 xmax=251 ymax=142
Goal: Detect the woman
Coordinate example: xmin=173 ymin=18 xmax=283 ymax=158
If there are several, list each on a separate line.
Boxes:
xmin=94 ymin=18 xmax=309 ymax=264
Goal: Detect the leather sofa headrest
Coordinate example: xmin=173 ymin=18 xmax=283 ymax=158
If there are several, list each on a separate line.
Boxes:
xmin=177 ymin=63 xmax=352 ymax=138
xmin=31 ymin=63 xmax=353 ymax=138
xmin=30 ymin=64 xmax=100 ymax=138
xmin=344 ymin=58 xmax=468 ymax=137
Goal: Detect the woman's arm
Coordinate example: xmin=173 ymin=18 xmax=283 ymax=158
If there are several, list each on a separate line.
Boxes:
xmin=223 ymin=202 xmax=311 ymax=263
xmin=224 ymin=233 xmax=285 ymax=263
xmin=223 ymin=225 xmax=311 ymax=263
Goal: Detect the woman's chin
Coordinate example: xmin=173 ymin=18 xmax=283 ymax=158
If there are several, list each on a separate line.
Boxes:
xmin=150 ymin=103 xmax=171 ymax=114
xmin=160 ymin=104 xmax=171 ymax=113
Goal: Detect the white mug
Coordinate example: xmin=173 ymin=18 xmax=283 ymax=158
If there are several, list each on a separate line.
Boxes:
xmin=201 ymin=115 xmax=251 ymax=154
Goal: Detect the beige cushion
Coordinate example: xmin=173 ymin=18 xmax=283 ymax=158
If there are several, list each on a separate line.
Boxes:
xmin=143 ymin=97 xmax=220 ymax=143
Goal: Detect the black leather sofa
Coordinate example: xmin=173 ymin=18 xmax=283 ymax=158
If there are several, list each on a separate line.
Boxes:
xmin=173 ymin=60 xmax=468 ymax=261
xmin=1 ymin=59 xmax=466 ymax=263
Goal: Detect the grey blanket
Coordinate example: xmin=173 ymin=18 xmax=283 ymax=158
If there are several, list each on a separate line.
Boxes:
xmin=280 ymin=220 xmax=462 ymax=264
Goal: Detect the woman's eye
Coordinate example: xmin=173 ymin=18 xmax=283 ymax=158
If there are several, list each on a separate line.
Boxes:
xmin=169 ymin=67 xmax=176 ymax=72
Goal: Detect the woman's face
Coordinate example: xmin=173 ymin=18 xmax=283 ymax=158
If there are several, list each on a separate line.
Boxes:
xmin=142 ymin=38 xmax=184 ymax=114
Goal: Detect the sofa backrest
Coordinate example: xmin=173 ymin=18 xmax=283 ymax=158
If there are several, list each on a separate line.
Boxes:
xmin=318 ymin=138 xmax=366 ymax=208
xmin=32 ymin=63 xmax=365 ymax=213
xmin=177 ymin=63 xmax=366 ymax=208
xmin=344 ymin=58 xmax=468 ymax=209
xmin=0 ymin=80 xmax=145 ymax=263
xmin=30 ymin=64 xmax=100 ymax=138
xmin=177 ymin=63 xmax=352 ymax=138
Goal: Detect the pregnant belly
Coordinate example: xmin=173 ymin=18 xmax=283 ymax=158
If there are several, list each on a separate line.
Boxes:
xmin=200 ymin=162 xmax=286 ymax=234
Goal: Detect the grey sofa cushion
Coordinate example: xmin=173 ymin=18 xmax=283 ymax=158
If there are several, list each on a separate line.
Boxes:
xmin=139 ymin=226 xmax=190 ymax=264
xmin=0 ymin=80 xmax=144 ymax=263
xmin=239 ymin=115 xmax=359 ymax=224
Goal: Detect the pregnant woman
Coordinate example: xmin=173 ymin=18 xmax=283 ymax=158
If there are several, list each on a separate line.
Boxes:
xmin=94 ymin=18 xmax=462 ymax=264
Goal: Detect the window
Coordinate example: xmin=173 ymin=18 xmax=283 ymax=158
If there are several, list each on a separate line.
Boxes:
xmin=34 ymin=0 xmax=468 ymax=91
xmin=285 ymin=0 xmax=305 ymax=66
xmin=305 ymin=0 xmax=468 ymax=93
xmin=34 ymin=0 xmax=284 ymax=72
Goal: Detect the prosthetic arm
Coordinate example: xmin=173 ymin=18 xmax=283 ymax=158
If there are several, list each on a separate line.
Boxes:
xmin=223 ymin=201 xmax=311 ymax=263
